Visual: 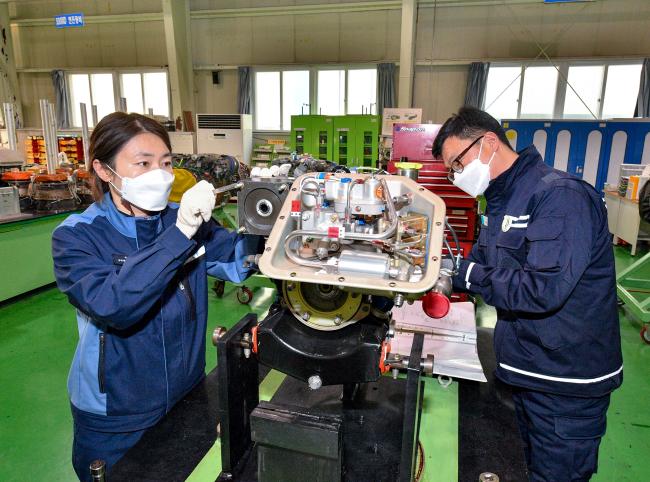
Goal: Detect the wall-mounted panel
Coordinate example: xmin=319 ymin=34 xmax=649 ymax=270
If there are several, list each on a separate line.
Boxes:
xmin=554 ymin=130 xmax=571 ymax=172
xmin=583 ymin=130 xmax=602 ymax=187
xmin=606 ymin=131 xmax=628 ymax=186
xmin=532 ymin=129 xmax=547 ymax=159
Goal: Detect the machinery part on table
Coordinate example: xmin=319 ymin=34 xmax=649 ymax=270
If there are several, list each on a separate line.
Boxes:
xmin=236 ymin=286 xmax=253 ymax=305
xmin=281 ymin=280 xmax=370 ymax=330
xmin=73 ymin=169 xmax=93 ymax=205
xmin=172 ymin=153 xmax=250 ymax=205
xmin=641 ymin=325 xmax=650 ymax=345
xmin=1 ymin=171 xmax=33 ymax=210
xmin=255 ymin=306 xmax=387 ymax=386
xmin=31 ymin=173 xmax=78 ymax=212
xmin=258 ymin=172 xmax=450 ymax=314
xmin=237 ymin=177 xmax=292 ymax=235
xmin=384 ymin=352 xmax=435 ymax=378
xmin=271 ymin=154 xmax=347 ymax=177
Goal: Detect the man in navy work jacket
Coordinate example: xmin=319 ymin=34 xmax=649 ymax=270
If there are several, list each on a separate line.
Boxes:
xmin=432 ymin=107 xmax=622 ymax=482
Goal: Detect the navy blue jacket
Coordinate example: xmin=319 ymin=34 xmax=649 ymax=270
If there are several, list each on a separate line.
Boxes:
xmin=454 ymin=146 xmax=622 ymax=397
xmin=52 ymin=193 xmax=259 ymax=432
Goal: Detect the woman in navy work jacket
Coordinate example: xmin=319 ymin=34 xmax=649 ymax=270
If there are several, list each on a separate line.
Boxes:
xmin=51 ymin=112 xmax=261 ymax=481
xmin=433 ymin=107 xmax=622 ymax=482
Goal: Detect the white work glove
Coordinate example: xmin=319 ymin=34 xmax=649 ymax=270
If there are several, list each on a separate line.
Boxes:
xmin=176 ymin=180 xmax=216 ymax=239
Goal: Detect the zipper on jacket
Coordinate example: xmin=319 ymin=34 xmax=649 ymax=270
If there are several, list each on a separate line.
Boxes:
xmin=179 ymin=274 xmax=196 ymax=322
xmin=98 ymin=333 xmax=106 ymax=394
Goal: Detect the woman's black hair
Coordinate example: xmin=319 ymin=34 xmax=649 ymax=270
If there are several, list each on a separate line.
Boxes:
xmin=88 ymin=112 xmax=171 ymax=201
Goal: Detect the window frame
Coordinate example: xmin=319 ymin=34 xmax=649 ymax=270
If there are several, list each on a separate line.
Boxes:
xmin=252 ymin=64 xmax=378 ymax=133
xmin=66 ymin=68 xmax=171 ymax=127
xmin=483 ymin=59 xmax=643 ymax=120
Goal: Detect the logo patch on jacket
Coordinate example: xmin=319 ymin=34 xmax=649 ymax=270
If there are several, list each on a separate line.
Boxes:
xmin=501 ymin=214 xmax=530 ymax=232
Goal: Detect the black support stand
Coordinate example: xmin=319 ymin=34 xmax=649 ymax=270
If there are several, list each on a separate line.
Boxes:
xmin=215 ymin=313 xmax=426 ymax=482
xmin=216 ymin=314 xmax=259 ymax=481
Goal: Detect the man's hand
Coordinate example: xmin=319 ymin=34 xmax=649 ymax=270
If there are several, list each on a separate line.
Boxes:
xmin=176 ymin=180 xmax=216 ymax=239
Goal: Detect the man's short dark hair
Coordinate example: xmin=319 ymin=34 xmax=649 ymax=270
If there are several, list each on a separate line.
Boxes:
xmin=432 ymin=106 xmax=512 ymax=159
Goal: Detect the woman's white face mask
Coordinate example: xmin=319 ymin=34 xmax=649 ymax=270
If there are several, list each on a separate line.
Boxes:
xmin=106 ymin=165 xmax=174 ymax=212
xmin=452 ymin=138 xmax=495 ymax=198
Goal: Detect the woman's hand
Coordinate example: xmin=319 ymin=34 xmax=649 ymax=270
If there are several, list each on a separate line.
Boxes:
xmin=176 ymin=180 xmax=216 ymax=239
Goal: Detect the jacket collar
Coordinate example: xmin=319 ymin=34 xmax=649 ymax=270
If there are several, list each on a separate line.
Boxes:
xmin=100 ymin=192 xmax=163 ymax=244
xmin=484 ymin=145 xmax=543 ymax=205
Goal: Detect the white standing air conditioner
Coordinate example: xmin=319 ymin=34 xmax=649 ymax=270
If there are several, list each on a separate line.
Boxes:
xmin=196 ymin=114 xmax=253 ymax=164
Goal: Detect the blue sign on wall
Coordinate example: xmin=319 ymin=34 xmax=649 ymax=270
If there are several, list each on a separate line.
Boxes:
xmin=54 ymin=13 xmax=84 ymax=28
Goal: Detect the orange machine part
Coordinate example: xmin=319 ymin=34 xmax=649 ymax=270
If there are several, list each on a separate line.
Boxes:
xmin=33 ymin=174 xmax=68 ymax=182
xmin=251 ymin=325 xmax=259 ymax=355
xmin=378 ymin=341 xmax=392 ymax=374
xmin=2 ymin=171 xmax=32 ymax=181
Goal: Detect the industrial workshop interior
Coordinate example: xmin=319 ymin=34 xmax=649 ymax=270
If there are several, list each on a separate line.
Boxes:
xmin=2 ymin=0 xmax=650 ymax=481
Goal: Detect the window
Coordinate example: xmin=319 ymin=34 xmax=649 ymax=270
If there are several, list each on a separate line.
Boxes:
xmin=519 ymin=66 xmax=558 ymax=119
xmin=317 ymin=70 xmax=345 ymax=116
xmin=316 ymin=68 xmax=378 ymax=116
xmin=119 ymin=72 xmax=170 ymax=117
xmin=254 ymin=70 xmax=310 ymax=130
xmin=484 ymin=66 xmax=521 ymax=120
xmin=563 ymin=65 xmax=605 ymax=119
xmin=67 ymin=70 xmax=169 ymax=127
xmin=69 ymin=73 xmax=115 ymax=127
xmin=255 ymin=72 xmax=281 ymax=130
xmin=484 ymin=61 xmax=642 ymax=120
xmin=347 ymin=69 xmax=377 ymax=115
xmin=282 ymin=70 xmax=310 ymax=130
xmin=120 ymin=73 xmax=144 ymax=115
xmin=601 ymin=64 xmax=643 ymax=119
xmin=253 ymin=66 xmax=378 ymax=131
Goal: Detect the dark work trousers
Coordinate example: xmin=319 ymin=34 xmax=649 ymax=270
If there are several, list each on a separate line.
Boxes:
xmin=511 ymin=387 xmax=611 ymax=482
xmin=72 ymin=420 xmax=146 ymax=482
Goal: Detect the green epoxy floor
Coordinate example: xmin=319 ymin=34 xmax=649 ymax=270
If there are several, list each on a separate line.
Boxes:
xmin=0 ymin=247 xmax=648 ymax=481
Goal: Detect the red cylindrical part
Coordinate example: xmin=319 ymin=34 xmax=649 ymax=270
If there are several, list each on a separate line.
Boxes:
xmin=422 ymin=291 xmax=451 ymax=319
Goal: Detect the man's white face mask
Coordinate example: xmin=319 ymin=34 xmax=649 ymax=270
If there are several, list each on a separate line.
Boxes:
xmin=452 ymin=138 xmax=495 ymax=198
xmin=106 ymin=165 xmax=174 ymax=212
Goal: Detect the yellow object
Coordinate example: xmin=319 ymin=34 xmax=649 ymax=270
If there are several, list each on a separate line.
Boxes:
xmin=169 ymin=168 xmax=197 ymax=203
xmin=627 ymin=175 xmax=640 ymax=200
xmin=394 ymin=162 xmax=423 ymax=170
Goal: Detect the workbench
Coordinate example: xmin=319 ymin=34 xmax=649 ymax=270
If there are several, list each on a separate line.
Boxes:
xmin=0 ymin=209 xmax=78 ymax=302
xmin=604 ymin=191 xmax=650 ymax=255
xmin=110 ymin=328 xmax=527 ymax=482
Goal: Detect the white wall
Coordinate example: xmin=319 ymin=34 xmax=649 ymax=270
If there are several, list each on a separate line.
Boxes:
xmin=9 ymin=0 xmax=650 ymax=127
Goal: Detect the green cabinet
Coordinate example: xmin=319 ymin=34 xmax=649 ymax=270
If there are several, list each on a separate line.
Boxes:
xmin=291 ymin=115 xmax=379 ymax=167
xmin=313 ymin=116 xmax=334 ymax=161
xmin=290 ymin=115 xmax=333 ymax=160
xmin=351 ymin=115 xmax=380 ymax=168
xmin=333 ymin=116 xmax=356 ymax=167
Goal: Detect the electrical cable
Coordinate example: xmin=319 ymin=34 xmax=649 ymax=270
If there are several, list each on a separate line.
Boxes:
xmin=415 ymin=440 xmax=425 ymax=482
xmin=445 ymin=218 xmax=462 ymax=271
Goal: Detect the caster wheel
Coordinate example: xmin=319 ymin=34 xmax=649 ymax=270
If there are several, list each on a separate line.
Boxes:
xmin=212 ymin=280 xmax=225 ymax=298
xmin=237 ymin=286 xmax=253 ymax=305
xmin=641 ymin=326 xmax=650 ymax=345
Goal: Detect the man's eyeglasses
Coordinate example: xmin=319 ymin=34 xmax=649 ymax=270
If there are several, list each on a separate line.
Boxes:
xmin=447 ymin=135 xmax=484 ymax=182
